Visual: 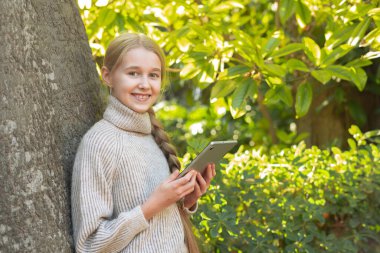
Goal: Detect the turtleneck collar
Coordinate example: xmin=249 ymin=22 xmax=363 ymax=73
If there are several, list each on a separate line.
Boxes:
xmin=103 ymin=94 xmax=152 ymax=134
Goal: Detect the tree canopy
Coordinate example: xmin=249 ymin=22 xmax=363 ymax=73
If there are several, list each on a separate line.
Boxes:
xmin=78 ymin=0 xmax=379 ymax=150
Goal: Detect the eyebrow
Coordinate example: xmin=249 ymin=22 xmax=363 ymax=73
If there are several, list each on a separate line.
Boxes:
xmin=124 ymin=66 xmax=161 ymax=72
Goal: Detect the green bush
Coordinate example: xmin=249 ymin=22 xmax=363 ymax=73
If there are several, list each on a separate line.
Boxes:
xmin=191 ymin=126 xmax=380 ymax=253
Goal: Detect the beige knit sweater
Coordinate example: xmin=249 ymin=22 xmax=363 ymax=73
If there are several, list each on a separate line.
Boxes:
xmin=71 ymin=94 xmax=197 ymax=253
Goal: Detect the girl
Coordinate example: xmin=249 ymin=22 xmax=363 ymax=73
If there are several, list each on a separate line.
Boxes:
xmin=71 ymin=32 xmax=216 ymax=253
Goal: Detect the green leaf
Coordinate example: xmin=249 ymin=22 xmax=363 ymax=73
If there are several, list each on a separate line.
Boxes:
xmin=295 ymin=0 xmax=311 ymax=28
xmin=263 ymin=31 xmax=281 ymax=57
xmin=279 ymin=0 xmax=296 ymax=25
xmin=281 ymin=85 xmax=294 ymax=106
xmin=211 ymin=1 xmax=245 ymax=12
xmin=345 ymin=58 xmax=372 ymax=68
xmin=286 ymin=59 xmax=309 ymax=72
xmin=180 ymin=62 xmax=201 ymax=79
xmin=263 ymin=64 xmax=287 ymax=77
xmin=347 ymin=17 xmax=371 ymax=47
xmin=348 ymin=125 xmax=362 ymax=136
xmin=177 ymin=37 xmax=191 ymax=52
xmin=347 ymin=138 xmax=357 ymax=150
xmin=331 ymin=146 xmax=342 ymax=155
xmin=324 ymin=65 xmax=367 ymax=91
xmin=325 ymin=25 xmax=355 ymax=49
xmin=265 ymin=85 xmax=293 ymax=106
xmin=210 ymin=224 xmax=220 ymax=237
xmin=199 ymin=63 xmax=215 ymax=84
xmin=231 ymin=78 xmax=256 ymax=109
xmin=276 ymin=129 xmax=294 ymax=144
xmin=227 ymin=65 xmax=251 ymax=78
xmin=125 ymin=16 xmax=145 ymax=33
xmin=368 ymin=8 xmax=380 ymax=16
xmin=363 ymin=129 xmax=380 ymax=143
xmin=303 ymin=37 xmax=321 ymax=65
xmin=265 ymin=76 xmax=283 ymax=86
xmin=264 ymin=87 xmax=281 ymax=104
xmin=311 ymin=70 xmax=332 ymax=84
xmin=252 ymin=46 xmax=265 ymax=68
xmin=211 ymin=80 xmax=236 ymax=99
xmin=115 ymin=13 xmax=126 ymax=32
xmin=350 ymin=67 xmax=367 ymax=91
xmin=271 ymin=43 xmax=304 ymax=58
xmin=188 ymin=23 xmax=208 ymax=39
xmin=363 ymin=51 xmax=380 ymax=60
xmin=324 ymin=65 xmax=352 ymax=81
xmin=320 ymin=44 xmax=353 ymax=67
xmin=174 ymin=26 xmax=191 ymax=38
xmin=296 ymin=82 xmax=313 ymax=117
xmin=97 ymin=8 xmax=117 ymax=27
xmin=360 ymin=28 xmax=380 ymax=47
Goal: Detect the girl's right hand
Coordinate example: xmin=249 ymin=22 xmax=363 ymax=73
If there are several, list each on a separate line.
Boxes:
xmin=141 ymin=169 xmax=197 ymax=220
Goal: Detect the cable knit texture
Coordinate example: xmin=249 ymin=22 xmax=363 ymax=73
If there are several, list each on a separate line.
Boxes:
xmin=71 ymin=94 xmax=197 ymax=253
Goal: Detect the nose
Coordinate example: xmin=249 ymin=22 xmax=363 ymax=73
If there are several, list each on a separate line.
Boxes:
xmin=138 ymin=75 xmax=150 ymax=89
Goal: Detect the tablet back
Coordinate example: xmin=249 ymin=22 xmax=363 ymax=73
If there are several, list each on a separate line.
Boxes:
xmin=179 ymin=140 xmax=238 ymax=177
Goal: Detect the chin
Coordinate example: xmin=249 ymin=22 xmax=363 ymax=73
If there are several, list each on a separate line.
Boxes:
xmin=132 ymin=106 xmax=150 ymax=114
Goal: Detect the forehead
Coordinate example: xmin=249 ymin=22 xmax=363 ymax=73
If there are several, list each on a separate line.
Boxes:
xmin=120 ymin=47 xmax=162 ymax=70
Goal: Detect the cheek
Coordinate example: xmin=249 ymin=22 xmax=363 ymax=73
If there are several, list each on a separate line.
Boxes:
xmin=113 ymin=75 xmax=135 ymax=90
xmin=152 ymin=81 xmax=162 ymax=94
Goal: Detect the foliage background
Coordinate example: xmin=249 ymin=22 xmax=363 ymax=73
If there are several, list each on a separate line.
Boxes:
xmin=77 ymin=0 xmax=380 ymax=252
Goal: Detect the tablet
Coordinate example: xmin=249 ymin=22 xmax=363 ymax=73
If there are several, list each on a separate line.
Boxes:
xmin=177 ymin=140 xmax=238 ymax=178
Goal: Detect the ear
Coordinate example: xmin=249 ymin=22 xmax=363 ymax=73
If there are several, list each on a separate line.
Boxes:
xmin=101 ymin=66 xmax=113 ymax=89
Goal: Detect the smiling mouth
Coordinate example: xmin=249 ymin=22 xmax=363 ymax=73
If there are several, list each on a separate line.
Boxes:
xmin=132 ymin=93 xmax=151 ymax=102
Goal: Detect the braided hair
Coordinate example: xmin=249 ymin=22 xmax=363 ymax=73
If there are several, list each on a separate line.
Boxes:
xmin=147 ymin=108 xmax=181 ymax=172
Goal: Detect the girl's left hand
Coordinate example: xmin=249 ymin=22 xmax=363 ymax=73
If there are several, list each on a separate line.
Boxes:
xmin=182 ymin=163 xmax=216 ymax=209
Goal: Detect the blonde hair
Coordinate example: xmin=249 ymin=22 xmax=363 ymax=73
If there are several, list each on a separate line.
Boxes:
xmin=102 ymin=32 xmax=200 ymax=253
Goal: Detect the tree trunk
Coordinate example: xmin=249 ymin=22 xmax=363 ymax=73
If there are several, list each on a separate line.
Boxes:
xmin=0 ymin=0 xmax=104 ymax=252
xmin=297 ymin=80 xmax=380 ymax=148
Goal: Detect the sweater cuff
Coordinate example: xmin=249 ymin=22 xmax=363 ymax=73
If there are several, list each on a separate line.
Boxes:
xmin=125 ymin=205 xmax=150 ymax=229
xmin=184 ymin=201 xmax=198 ymax=215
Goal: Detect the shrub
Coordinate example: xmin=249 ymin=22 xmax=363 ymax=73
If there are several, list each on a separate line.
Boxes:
xmin=192 ymin=126 xmax=380 ymax=253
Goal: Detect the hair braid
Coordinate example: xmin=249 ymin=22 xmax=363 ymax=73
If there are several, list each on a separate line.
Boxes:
xmin=147 ymin=108 xmax=181 ymax=172
xmin=147 ymin=108 xmax=200 ymax=253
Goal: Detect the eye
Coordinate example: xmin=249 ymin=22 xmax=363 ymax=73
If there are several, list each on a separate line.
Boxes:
xmin=127 ymin=71 xmax=140 ymax=77
xmin=149 ymin=73 xmax=161 ymax=79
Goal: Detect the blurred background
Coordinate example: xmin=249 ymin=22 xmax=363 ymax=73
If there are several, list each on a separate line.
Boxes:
xmin=77 ymin=0 xmax=380 ymax=252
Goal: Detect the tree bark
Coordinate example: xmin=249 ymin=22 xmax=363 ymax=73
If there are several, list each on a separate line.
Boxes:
xmin=0 ymin=0 xmax=104 ymax=252
xmin=297 ymin=81 xmax=380 ymax=148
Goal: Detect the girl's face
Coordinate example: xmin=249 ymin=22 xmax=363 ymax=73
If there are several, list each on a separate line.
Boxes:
xmin=101 ymin=47 xmax=162 ymax=113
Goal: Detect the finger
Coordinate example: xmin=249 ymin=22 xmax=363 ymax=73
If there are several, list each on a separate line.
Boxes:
xmin=201 ymin=164 xmax=209 ymax=178
xmin=196 ymin=172 xmax=207 ymax=187
xmin=186 ymin=176 xmax=197 ymax=191
xmin=173 ymin=171 xmax=195 ymax=186
xmin=179 ymin=173 xmax=197 ymax=193
xmin=181 ymin=186 xmax=196 ymax=198
xmin=195 ymin=174 xmax=206 ymax=195
xmin=204 ymin=164 xmax=213 ymax=181
xmin=167 ymin=170 xmax=180 ymax=182
xmin=184 ymin=176 xmax=199 ymax=196
xmin=196 ymin=172 xmax=208 ymax=193
xmin=191 ymin=180 xmax=202 ymax=198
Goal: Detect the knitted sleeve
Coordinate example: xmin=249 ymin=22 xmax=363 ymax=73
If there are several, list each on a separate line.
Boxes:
xmin=71 ymin=131 xmax=149 ymax=253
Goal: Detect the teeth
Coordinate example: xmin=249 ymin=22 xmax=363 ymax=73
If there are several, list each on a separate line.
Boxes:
xmin=133 ymin=94 xmax=150 ymax=101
